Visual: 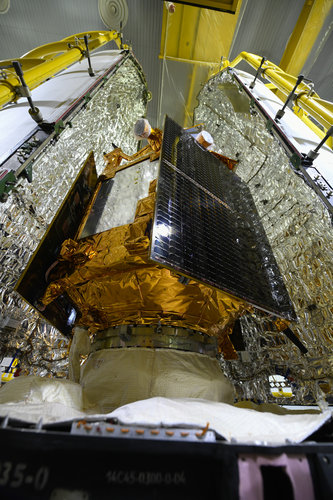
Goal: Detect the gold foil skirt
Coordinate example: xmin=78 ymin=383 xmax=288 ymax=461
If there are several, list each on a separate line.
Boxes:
xmin=41 ymin=180 xmax=248 ymax=360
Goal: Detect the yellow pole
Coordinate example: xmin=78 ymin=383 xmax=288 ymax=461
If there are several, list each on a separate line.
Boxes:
xmin=158 ymin=54 xmax=220 ymax=67
xmin=226 ymin=52 xmax=333 ymax=135
xmin=279 ymin=0 xmax=333 ymax=76
xmin=184 ymin=9 xmax=202 ymax=127
xmin=0 ymin=31 xmax=121 ymax=109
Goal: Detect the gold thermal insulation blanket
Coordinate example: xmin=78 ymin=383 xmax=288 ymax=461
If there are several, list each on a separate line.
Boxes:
xmin=101 ymin=129 xmax=163 ymax=180
xmin=41 ymin=180 xmax=248 ymax=359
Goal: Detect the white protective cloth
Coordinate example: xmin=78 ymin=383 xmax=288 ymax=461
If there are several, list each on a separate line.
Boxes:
xmin=81 ymin=348 xmax=235 ymax=412
xmin=108 ymin=397 xmax=332 ymax=445
xmin=0 ymin=378 xmax=330 ymax=444
xmin=0 ymin=376 xmax=84 ymax=423
xmin=68 ymin=327 xmax=91 ymax=383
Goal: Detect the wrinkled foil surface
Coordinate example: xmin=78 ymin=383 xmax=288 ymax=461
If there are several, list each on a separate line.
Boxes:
xmin=195 ymin=70 xmax=333 ymax=405
xmin=0 ymin=55 xmax=146 ymax=378
xmin=81 ymin=159 xmax=159 ymax=236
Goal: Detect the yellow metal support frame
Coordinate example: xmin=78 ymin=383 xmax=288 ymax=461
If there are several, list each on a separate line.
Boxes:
xmin=0 ymin=30 xmax=123 ymax=109
xmin=219 ymin=52 xmax=333 ymax=148
xmin=170 ymin=0 xmax=240 ymax=14
xmin=159 ymin=1 xmax=243 ymax=127
xmin=279 ymin=0 xmax=333 ymax=77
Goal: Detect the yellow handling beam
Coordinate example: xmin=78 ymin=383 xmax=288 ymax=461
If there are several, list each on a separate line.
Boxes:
xmin=159 ymin=1 xmax=243 ymax=127
xmin=160 ymin=2 xmax=242 ymax=65
xmin=169 ymin=0 xmax=240 ymax=13
xmin=279 ymin=0 xmax=333 ymax=77
xmin=0 ymin=30 xmax=122 ymax=109
xmin=158 ymin=55 xmax=219 ymax=67
xmin=220 ymin=52 xmax=333 ymax=145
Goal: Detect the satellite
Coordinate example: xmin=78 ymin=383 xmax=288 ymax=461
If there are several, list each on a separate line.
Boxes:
xmin=15 ymin=117 xmax=297 ymax=360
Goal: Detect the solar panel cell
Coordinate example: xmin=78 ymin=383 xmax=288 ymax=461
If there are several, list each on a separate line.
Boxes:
xmin=150 ymin=117 xmax=296 ymax=321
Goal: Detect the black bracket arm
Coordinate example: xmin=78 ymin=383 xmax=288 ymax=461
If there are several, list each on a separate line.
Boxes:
xmin=249 ymin=57 xmax=266 ymax=90
xmin=275 ymin=74 xmax=304 ymax=122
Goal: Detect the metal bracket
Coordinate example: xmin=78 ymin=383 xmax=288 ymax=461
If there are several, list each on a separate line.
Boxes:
xmin=178 ymin=275 xmax=190 ymax=285
xmin=54 ymin=120 xmax=66 ymax=135
xmin=249 ymin=56 xmax=266 ymax=89
xmin=266 ymin=119 xmax=274 ymax=132
xmin=84 ymin=92 xmax=91 ymax=103
xmin=303 ymin=125 xmax=333 ymax=164
xmin=21 ymin=163 xmax=33 ymax=183
xmin=0 ymin=170 xmax=17 ymax=202
xmin=290 ymin=153 xmax=301 ymax=170
xmin=119 ymin=324 xmax=132 ymax=342
xmin=83 ymin=34 xmax=95 ymax=77
xmin=275 ymin=74 xmax=304 ymax=122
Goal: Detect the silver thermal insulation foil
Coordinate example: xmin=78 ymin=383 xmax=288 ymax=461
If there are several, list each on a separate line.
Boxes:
xmin=0 ymin=55 xmax=147 ymax=378
xmin=194 ymin=70 xmax=333 ymax=405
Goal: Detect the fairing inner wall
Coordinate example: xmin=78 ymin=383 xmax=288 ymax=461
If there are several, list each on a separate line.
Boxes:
xmin=194 ymin=70 xmax=333 ymax=406
xmin=0 ymin=55 xmax=146 ymax=378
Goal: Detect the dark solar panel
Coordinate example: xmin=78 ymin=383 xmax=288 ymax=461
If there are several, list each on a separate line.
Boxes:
xmin=150 ymin=117 xmax=296 ymax=321
xmin=80 ymin=178 xmax=114 ymax=238
xmin=15 ymin=152 xmax=98 ymax=334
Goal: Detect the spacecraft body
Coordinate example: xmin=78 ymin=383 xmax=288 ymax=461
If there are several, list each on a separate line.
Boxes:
xmin=13 ymin=112 xmax=297 ymax=411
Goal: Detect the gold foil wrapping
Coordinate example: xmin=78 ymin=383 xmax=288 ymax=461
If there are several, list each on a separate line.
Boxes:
xmin=0 ymin=55 xmax=147 ymax=377
xmin=195 ymin=70 xmax=333 ymax=403
xmin=41 ymin=180 xmax=248 ymax=359
xmin=100 ymin=128 xmax=162 ymax=181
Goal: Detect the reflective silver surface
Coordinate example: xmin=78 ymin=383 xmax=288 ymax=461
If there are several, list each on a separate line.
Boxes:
xmin=0 ymin=56 xmax=146 ymax=378
xmin=195 ymin=69 xmax=333 ymax=405
xmin=92 ymin=325 xmax=218 ymax=358
xmin=81 ymin=159 xmax=159 ymax=238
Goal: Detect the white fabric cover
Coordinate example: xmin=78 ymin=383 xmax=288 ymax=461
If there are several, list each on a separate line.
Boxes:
xmin=0 ymin=376 xmax=84 ymax=423
xmin=80 ymin=348 xmax=235 ymax=412
xmin=0 ymin=378 xmax=330 ymax=444
xmin=109 ymin=397 xmax=332 ymax=445
xmin=68 ymin=327 xmax=91 ymax=383
xmin=0 ymin=379 xmax=330 ymax=444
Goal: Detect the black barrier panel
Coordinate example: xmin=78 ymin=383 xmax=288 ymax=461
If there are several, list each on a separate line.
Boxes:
xmin=0 ymin=424 xmax=332 ymax=500
xmin=150 ymin=117 xmax=296 ymax=321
